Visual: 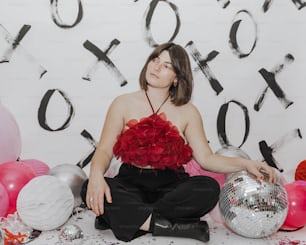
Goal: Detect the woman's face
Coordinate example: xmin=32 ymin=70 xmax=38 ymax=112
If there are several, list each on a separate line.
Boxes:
xmin=145 ymin=50 xmax=177 ymax=89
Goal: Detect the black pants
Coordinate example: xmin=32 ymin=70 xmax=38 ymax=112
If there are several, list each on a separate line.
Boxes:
xmin=81 ymin=164 xmax=220 ymax=242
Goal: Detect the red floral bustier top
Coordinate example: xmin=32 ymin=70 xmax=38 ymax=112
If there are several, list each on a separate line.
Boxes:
xmin=113 ymin=112 xmax=193 ymax=170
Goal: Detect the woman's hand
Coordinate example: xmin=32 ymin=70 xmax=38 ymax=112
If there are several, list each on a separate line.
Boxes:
xmin=86 ymin=174 xmax=112 ymax=216
xmin=245 ymin=160 xmax=277 ymax=184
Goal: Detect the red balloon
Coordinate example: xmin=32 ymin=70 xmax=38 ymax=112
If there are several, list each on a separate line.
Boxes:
xmin=281 ymin=182 xmax=306 ymax=230
xmin=295 ymin=160 xmax=306 ymax=181
xmin=0 ymin=161 xmax=35 ymax=215
xmin=21 ymin=159 xmax=50 ymax=176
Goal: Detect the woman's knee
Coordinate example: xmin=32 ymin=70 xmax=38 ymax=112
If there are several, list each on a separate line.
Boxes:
xmin=190 ymin=176 xmax=220 ymax=203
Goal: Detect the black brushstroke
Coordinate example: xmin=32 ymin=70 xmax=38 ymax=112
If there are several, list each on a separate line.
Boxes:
xmin=143 ymin=0 xmax=180 ymax=47
xmin=217 ymin=100 xmax=250 ymax=148
xmin=254 ymin=54 xmax=294 ymax=111
xmin=76 ymin=130 xmax=97 ymax=169
xmin=0 ymin=24 xmax=47 ymax=78
xmin=262 ymin=0 xmax=274 ymax=12
xmin=0 ymin=25 xmax=31 ymax=63
xmin=291 ymin=0 xmax=306 ymax=9
xmin=185 ymin=41 xmax=223 ymax=95
xmin=50 ymin=0 xmax=83 ymax=28
xmin=217 ymin=0 xmax=230 ymax=8
xmin=270 ymin=128 xmax=302 ymax=149
xmin=82 ymin=39 xmax=127 ymax=86
xmin=229 ymin=10 xmax=257 ymax=58
xmin=259 ymin=141 xmax=281 ymax=171
xmin=255 ymin=68 xmax=294 ymax=110
xmin=259 ymin=129 xmax=302 ymax=172
xmin=38 ymin=89 xmax=75 ymax=131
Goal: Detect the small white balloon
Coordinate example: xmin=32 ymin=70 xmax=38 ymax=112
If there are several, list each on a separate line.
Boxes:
xmin=17 ymin=175 xmax=74 ymax=231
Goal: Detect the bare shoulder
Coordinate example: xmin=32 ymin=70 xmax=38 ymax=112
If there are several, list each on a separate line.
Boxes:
xmin=111 ymin=91 xmax=142 ymax=107
xmin=109 ymin=91 xmax=144 ymax=119
xmin=179 ymin=102 xmax=201 ymax=118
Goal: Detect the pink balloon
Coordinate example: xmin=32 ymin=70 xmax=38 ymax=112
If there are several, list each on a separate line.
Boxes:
xmin=209 ymin=202 xmax=224 ymax=224
xmin=184 ymin=159 xmax=226 ymax=188
xmin=0 ymin=182 xmax=9 ymax=217
xmin=21 ymin=159 xmax=50 ymax=176
xmin=0 ymin=104 xmax=22 ymax=164
xmin=0 ymin=161 xmax=35 ymax=216
xmin=281 ymin=182 xmax=306 ymax=230
xmin=294 ymin=180 xmax=306 ymax=187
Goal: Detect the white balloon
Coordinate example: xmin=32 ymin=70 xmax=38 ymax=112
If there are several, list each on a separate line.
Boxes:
xmin=17 ymin=175 xmax=74 ymax=231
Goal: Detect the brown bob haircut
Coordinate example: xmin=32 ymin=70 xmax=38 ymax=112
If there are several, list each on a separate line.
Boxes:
xmin=139 ymin=42 xmax=193 ymax=106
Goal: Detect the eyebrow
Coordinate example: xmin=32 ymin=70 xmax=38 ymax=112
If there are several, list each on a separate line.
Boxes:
xmin=154 ymin=55 xmax=173 ymax=65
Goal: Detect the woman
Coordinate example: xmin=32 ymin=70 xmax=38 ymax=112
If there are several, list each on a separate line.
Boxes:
xmin=81 ymin=42 xmax=277 ymax=242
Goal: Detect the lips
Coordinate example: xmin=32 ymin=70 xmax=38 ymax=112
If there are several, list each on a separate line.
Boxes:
xmin=150 ymin=72 xmax=159 ymax=79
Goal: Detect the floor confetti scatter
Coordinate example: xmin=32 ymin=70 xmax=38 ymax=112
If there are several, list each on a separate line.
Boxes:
xmin=24 ymin=209 xmax=306 ymax=245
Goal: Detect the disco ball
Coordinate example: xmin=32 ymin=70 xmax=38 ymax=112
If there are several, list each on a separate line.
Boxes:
xmin=59 ymin=224 xmax=84 ymax=245
xmin=219 ymin=170 xmax=288 ymax=238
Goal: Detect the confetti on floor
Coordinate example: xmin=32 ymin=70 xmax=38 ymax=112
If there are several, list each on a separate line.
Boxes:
xmin=24 ymin=209 xmax=306 ymax=245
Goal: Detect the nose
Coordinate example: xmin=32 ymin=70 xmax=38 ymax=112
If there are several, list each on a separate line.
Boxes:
xmin=153 ymin=61 xmax=161 ymax=71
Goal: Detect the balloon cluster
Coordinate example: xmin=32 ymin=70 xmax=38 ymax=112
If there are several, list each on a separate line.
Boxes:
xmin=0 ymin=104 xmax=52 ymax=217
xmin=0 ymin=102 xmax=88 ymax=236
xmin=279 ymin=159 xmax=306 ymax=231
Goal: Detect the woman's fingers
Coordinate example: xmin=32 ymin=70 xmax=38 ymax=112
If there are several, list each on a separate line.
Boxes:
xmin=258 ymin=165 xmax=277 ymax=183
xmin=105 ymin=185 xmax=112 ymax=204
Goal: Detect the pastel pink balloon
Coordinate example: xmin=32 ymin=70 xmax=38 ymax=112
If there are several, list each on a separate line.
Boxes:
xmin=184 ymin=159 xmax=226 ymax=188
xmin=0 ymin=161 xmax=35 ymax=215
xmin=0 ymin=104 xmax=22 ymax=164
xmin=281 ymin=182 xmax=306 ymax=230
xmin=21 ymin=159 xmax=50 ymax=176
xmin=209 ymin=202 xmax=224 ymax=224
xmin=0 ymin=182 xmax=9 ymax=217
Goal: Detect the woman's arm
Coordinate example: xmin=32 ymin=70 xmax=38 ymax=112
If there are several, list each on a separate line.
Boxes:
xmin=87 ymin=95 xmax=125 ymax=215
xmin=184 ymin=104 xmax=277 ymax=183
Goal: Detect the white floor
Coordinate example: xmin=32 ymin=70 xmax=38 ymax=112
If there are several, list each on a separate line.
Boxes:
xmin=26 ymin=209 xmax=306 ymax=245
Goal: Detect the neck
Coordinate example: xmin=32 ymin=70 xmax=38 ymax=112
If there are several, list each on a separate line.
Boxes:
xmin=145 ymin=87 xmax=169 ymax=102
xmin=144 ymin=89 xmax=170 ymax=114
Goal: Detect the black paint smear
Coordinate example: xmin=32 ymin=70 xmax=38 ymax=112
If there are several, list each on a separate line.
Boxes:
xmin=291 ymin=0 xmax=306 ymax=9
xmin=259 ymin=141 xmax=281 ymax=171
xmin=38 ymin=89 xmax=75 ymax=131
xmin=229 ymin=10 xmax=257 ymax=58
xmin=82 ymin=39 xmax=127 ymax=86
xmin=0 ymin=24 xmax=47 ymax=78
xmin=186 ymin=41 xmax=223 ymax=95
xmin=254 ymin=54 xmax=294 ymax=111
xmin=256 ymin=68 xmax=293 ymax=110
xmin=0 ymin=25 xmax=31 ymax=63
xmin=272 ymin=54 xmax=294 ymax=75
xmin=76 ymin=130 xmax=97 ymax=169
xmin=50 ymin=0 xmax=83 ymax=28
xmin=262 ymin=0 xmax=274 ymax=12
xmin=217 ymin=100 xmax=250 ymax=148
xmin=217 ymin=0 xmax=230 ymax=8
xmin=259 ymin=129 xmax=302 ymax=172
xmin=143 ymin=0 xmax=180 ymax=47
